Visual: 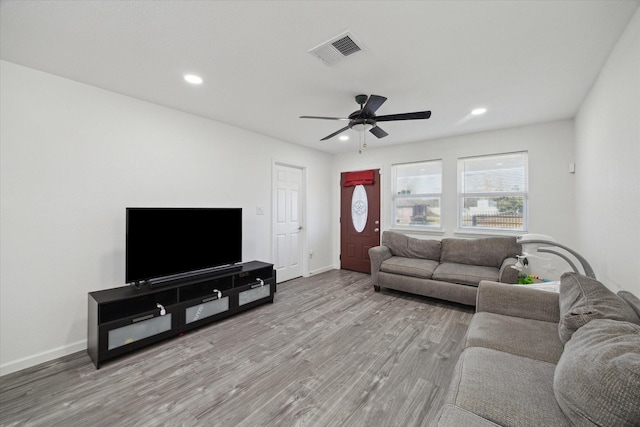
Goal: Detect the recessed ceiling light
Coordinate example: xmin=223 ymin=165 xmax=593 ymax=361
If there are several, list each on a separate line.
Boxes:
xmin=339 ymin=135 xmax=349 ymax=141
xmin=471 ymin=108 xmax=487 ymax=115
xmin=184 ymin=74 xmax=203 ymax=85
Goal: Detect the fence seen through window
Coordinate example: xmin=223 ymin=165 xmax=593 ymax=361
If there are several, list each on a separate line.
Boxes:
xmin=458 ymin=152 xmax=528 ymax=231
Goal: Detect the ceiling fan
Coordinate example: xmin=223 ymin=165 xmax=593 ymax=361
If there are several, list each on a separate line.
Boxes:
xmin=300 ymin=94 xmax=431 ymax=141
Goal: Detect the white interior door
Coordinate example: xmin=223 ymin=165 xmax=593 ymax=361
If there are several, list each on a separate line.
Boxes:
xmin=273 ymin=163 xmax=304 ymax=282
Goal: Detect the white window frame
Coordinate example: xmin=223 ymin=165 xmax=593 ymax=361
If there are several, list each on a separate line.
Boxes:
xmin=391 ymin=159 xmax=443 ymax=231
xmin=457 ymin=152 xmax=528 ymax=233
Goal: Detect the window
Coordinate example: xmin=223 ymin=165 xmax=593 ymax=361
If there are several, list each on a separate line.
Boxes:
xmin=458 ymin=152 xmax=528 ymax=231
xmin=392 ymin=160 xmax=442 ymax=228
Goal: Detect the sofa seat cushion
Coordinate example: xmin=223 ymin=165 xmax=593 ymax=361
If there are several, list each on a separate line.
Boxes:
xmin=432 ymin=262 xmax=499 ymax=286
xmin=554 ymin=319 xmax=640 ymax=427
xmin=558 ymin=272 xmax=640 ymax=344
xmin=445 ymin=347 xmax=570 ymax=427
xmin=380 ymin=256 xmax=439 ymax=279
xmin=465 ymin=312 xmax=564 ymax=364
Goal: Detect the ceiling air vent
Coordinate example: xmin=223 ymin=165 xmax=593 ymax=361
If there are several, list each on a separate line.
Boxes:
xmin=309 ymin=31 xmax=364 ymax=66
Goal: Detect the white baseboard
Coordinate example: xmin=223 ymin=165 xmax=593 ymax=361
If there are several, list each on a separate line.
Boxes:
xmin=0 ymin=339 xmax=87 ymax=377
xmin=308 ymin=265 xmax=335 ymax=276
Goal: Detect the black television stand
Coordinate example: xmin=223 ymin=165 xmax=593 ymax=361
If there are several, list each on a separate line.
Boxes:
xmin=87 ymin=261 xmax=275 ymax=369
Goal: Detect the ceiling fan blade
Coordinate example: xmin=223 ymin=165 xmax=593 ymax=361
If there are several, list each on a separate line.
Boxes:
xmin=320 ymin=125 xmax=352 ymax=141
xmin=375 ymin=111 xmax=431 ymax=122
xmin=360 ymin=95 xmax=387 ymax=117
xmin=369 ymin=125 xmax=388 ymax=139
xmin=300 ymin=115 xmax=350 ymax=121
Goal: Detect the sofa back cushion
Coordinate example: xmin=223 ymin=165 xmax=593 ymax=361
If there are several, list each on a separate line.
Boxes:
xmin=554 ymin=319 xmax=640 ymax=426
xmin=618 ymin=290 xmax=640 ymax=319
xmin=558 ymin=272 xmax=640 ymax=344
xmin=440 ymin=237 xmax=520 ymax=268
xmin=381 ymin=231 xmax=441 ymax=261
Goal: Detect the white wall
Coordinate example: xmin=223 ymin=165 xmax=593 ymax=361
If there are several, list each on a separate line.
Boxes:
xmin=0 ymin=60 xmax=334 ymax=375
xmin=332 ymin=120 xmax=577 ymax=277
xmin=575 ymin=8 xmax=640 ymax=294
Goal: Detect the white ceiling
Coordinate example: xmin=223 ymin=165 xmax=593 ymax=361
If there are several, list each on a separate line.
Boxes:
xmin=1 ymin=1 xmax=638 ymax=154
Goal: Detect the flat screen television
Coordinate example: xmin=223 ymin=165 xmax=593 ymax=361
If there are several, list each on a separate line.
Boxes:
xmin=126 ymin=207 xmax=242 ymax=287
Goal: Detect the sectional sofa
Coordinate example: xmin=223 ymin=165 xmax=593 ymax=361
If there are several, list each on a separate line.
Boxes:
xmin=434 ymin=273 xmax=640 ymax=426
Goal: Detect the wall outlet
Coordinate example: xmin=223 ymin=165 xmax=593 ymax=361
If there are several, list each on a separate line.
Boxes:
xmin=256 ymin=206 xmax=264 ymax=215
xmin=309 ymin=249 xmax=313 ymax=259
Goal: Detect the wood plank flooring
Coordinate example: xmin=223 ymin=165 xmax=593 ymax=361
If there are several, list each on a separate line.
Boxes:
xmin=0 ymin=270 xmax=473 ymax=427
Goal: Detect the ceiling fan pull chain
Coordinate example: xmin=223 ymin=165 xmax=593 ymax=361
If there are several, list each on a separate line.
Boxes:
xmin=363 ymin=123 xmax=367 ymax=148
xmin=358 ymin=124 xmax=366 ymax=154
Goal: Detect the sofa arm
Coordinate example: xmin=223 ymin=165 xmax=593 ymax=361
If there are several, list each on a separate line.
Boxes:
xmin=498 ymin=257 xmax=519 ymax=283
xmin=476 ymin=281 xmax=560 ymax=323
xmin=368 ymin=246 xmax=392 ymax=287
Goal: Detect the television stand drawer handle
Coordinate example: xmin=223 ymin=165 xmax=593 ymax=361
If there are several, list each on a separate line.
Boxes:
xmin=133 ymin=314 xmax=154 ymax=323
xmin=202 ymin=290 xmax=223 ymax=302
xmin=251 ymin=278 xmax=265 ymax=288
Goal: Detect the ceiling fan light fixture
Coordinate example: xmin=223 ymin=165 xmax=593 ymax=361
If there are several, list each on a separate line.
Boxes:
xmin=352 ymin=123 xmax=373 ymax=132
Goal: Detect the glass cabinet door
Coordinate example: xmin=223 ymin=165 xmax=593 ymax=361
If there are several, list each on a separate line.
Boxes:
xmin=185 ymin=296 xmax=229 ymax=324
xmin=238 ymin=284 xmax=271 ymax=306
xmin=107 ymin=314 xmax=172 ymax=351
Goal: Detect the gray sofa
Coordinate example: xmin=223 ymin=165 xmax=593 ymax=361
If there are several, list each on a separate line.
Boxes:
xmin=435 ymin=273 xmax=640 ymax=427
xmin=368 ymin=231 xmax=521 ymax=306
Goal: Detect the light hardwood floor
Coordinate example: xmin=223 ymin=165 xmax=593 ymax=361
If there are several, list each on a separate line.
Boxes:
xmin=0 ymin=270 xmax=473 ymax=427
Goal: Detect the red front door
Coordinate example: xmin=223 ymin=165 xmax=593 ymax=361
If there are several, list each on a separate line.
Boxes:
xmin=340 ymin=169 xmax=381 ymax=273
